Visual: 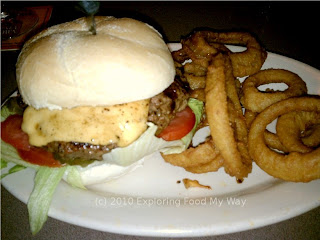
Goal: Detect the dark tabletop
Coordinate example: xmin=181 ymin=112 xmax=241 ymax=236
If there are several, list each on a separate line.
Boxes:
xmin=1 ymin=2 xmax=320 ymax=240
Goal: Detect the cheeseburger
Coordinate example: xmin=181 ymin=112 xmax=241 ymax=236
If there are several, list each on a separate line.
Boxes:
xmin=2 ymin=16 xmax=197 ymax=185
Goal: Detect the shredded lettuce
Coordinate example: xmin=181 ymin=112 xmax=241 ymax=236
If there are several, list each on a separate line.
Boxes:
xmin=27 ymin=166 xmax=67 ymax=235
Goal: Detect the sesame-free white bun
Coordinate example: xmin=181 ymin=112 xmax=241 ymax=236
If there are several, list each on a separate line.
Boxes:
xmin=17 ymin=16 xmax=175 ymax=110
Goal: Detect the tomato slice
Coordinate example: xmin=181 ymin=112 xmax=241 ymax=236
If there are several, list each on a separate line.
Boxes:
xmin=1 ymin=114 xmax=62 ymax=167
xmin=158 ymin=106 xmax=196 ymax=141
xmin=18 ymin=148 xmax=62 ymax=167
xmin=1 ymin=115 xmax=30 ymax=151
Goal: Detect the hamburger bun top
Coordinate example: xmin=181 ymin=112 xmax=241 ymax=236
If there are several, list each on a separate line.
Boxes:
xmin=16 ymin=16 xmax=175 ymax=110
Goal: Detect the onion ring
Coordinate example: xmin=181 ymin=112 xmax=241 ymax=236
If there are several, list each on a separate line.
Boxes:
xmin=248 ymin=96 xmax=320 ymax=182
xmin=263 ymin=131 xmax=288 ymax=153
xmin=244 ymin=109 xmax=258 ymax=129
xmin=241 ymin=69 xmax=308 ymax=113
xmin=196 ymin=31 xmax=267 ymax=77
xmin=276 ymin=111 xmax=320 ymax=153
xmin=184 ymin=155 xmax=224 ymax=173
xmin=162 ymin=139 xmax=220 ymax=168
xmin=184 ymin=62 xmax=207 ymax=77
xmin=245 ymin=109 xmax=289 ymax=152
xmin=222 ymin=55 xmax=251 ymax=175
xmin=174 ymin=30 xmax=267 ymax=78
xmin=180 ymin=33 xmax=219 ymax=68
xmin=302 ymin=124 xmax=320 ymax=147
xmin=206 ymin=53 xmax=251 ymax=180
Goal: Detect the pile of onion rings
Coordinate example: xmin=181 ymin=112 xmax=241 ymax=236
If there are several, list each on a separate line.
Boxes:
xmin=163 ymin=30 xmax=320 ymax=183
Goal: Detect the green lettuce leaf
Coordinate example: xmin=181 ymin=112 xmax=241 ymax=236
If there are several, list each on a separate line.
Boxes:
xmin=1 ymin=97 xmax=24 ymax=121
xmin=100 ymin=98 xmax=204 ymax=166
xmin=1 ymin=140 xmax=40 ymax=170
xmin=1 ymin=97 xmax=38 ymax=178
xmin=1 ymin=159 xmax=8 ymax=169
xmin=27 ymin=166 xmax=67 ymax=235
xmin=1 ymin=164 xmax=26 ymax=179
xmin=101 ymin=122 xmax=185 ymax=166
xmin=180 ymin=98 xmax=204 ymax=149
xmin=64 ymin=166 xmax=86 ymax=189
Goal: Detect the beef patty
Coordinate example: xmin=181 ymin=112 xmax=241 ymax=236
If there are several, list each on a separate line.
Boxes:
xmin=148 ymin=79 xmax=189 ymax=134
xmin=45 ymin=79 xmax=190 ymax=166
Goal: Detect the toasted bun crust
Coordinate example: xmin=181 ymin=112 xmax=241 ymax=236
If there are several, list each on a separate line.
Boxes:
xmin=17 ymin=16 xmax=175 ymax=110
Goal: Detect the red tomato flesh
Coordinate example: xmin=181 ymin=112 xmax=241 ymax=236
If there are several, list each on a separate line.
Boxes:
xmin=1 ymin=114 xmax=62 ymax=167
xmin=158 ymin=106 xmax=196 ymax=141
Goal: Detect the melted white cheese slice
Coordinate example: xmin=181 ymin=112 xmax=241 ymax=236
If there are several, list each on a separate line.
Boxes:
xmin=21 ymin=99 xmax=149 ymax=147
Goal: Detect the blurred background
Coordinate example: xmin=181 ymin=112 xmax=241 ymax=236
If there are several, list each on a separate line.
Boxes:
xmin=2 ymin=1 xmax=320 ymax=240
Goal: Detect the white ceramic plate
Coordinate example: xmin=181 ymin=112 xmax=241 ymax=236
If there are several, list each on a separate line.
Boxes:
xmin=2 ymin=44 xmax=320 ymax=237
